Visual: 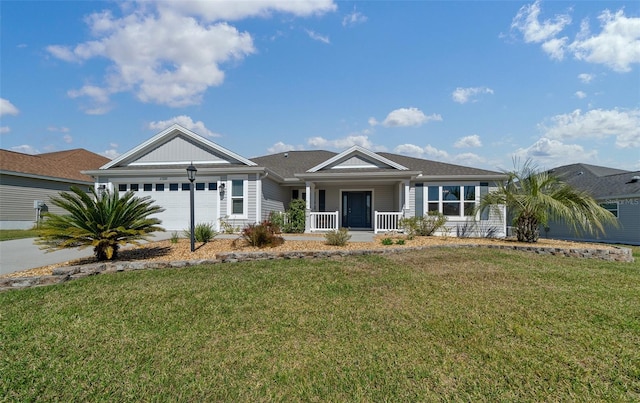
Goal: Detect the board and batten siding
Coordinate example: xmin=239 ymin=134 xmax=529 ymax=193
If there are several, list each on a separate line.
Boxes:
xmin=132 ymin=136 xmax=229 ymax=165
xmin=0 ymin=174 xmax=91 ymax=229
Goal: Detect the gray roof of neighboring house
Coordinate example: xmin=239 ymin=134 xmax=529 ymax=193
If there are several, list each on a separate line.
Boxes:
xmin=550 ymin=163 xmax=640 ymax=199
xmin=251 ymin=150 xmax=503 ymax=180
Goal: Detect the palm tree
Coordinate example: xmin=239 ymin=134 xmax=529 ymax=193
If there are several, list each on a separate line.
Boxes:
xmin=37 ymin=186 xmax=165 ymax=260
xmin=479 ymin=160 xmax=618 ymax=243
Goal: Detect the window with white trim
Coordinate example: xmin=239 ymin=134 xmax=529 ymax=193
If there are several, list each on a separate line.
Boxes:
xmin=424 ymin=184 xmax=478 ymax=218
xmin=228 ymin=176 xmax=248 ymax=218
xmin=600 ymin=202 xmax=618 ymax=217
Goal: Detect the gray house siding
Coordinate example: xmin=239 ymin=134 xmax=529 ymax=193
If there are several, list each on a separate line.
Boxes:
xmin=260 ymin=176 xmax=288 ymax=220
xmin=0 ymin=174 xmax=91 ymax=229
xmin=546 ymin=198 xmax=640 ymax=245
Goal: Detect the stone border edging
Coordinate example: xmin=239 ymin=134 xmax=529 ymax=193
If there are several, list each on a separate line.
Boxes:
xmin=1 ymin=243 xmax=634 ymax=292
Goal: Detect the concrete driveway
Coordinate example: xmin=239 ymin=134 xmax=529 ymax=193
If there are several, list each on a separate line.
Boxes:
xmin=0 ymin=233 xmax=172 ymax=276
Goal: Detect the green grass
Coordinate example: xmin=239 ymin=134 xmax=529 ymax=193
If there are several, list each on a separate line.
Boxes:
xmin=1 ymin=248 xmax=639 ymax=401
xmin=0 ymin=229 xmax=41 ymax=241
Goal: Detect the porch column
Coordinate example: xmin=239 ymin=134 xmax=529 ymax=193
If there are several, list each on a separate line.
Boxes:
xmin=305 ymin=182 xmax=316 ymax=232
xmin=402 ymin=180 xmax=410 ymax=217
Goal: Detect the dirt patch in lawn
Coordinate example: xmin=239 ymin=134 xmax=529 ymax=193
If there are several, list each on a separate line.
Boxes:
xmin=1 ymin=234 xmax=619 ymax=279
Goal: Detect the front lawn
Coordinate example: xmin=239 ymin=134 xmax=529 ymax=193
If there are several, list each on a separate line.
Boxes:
xmin=1 ymin=248 xmax=638 ymax=401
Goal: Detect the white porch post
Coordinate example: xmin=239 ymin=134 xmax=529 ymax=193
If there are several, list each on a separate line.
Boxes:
xmin=402 ymin=180 xmax=410 ymax=217
xmin=305 ymin=181 xmax=315 ymax=232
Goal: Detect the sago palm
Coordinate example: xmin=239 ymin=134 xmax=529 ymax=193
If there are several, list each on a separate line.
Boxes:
xmin=37 ymin=186 xmax=165 ymax=260
xmin=479 ymin=160 xmax=618 ymax=243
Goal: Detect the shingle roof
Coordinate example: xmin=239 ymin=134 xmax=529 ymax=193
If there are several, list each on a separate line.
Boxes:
xmin=251 ymin=150 xmax=503 ymax=179
xmin=550 ymin=163 xmax=640 ymax=199
xmin=0 ymin=148 xmax=110 ymax=183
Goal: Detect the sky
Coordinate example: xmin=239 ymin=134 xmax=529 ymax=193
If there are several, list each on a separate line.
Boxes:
xmin=1 ymin=0 xmax=639 ymax=172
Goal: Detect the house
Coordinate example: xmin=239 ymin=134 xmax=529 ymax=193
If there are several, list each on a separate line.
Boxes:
xmin=544 ymin=163 xmax=640 ymax=245
xmin=0 ymin=148 xmax=111 ymax=229
xmin=84 ymin=124 xmax=507 ymax=236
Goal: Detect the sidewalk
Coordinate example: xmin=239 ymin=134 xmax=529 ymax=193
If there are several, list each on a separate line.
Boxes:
xmin=0 ymin=231 xmax=375 ymax=276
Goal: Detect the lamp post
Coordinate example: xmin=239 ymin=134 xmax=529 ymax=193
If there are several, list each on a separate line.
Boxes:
xmin=186 ymin=163 xmax=197 ymax=252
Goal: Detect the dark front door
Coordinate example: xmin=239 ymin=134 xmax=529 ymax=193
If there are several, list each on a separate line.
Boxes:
xmin=342 ymin=191 xmax=372 ymax=228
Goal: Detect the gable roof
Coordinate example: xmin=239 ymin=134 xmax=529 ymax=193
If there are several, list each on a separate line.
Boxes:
xmin=308 ymin=145 xmax=408 ymax=172
xmin=101 ymin=124 xmax=257 ymax=169
xmin=0 ymin=148 xmax=110 ymax=183
xmin=551 ymin=163 xmax=640 ymax=199
xmin=251 ymin=150 xmax=504 ymax=182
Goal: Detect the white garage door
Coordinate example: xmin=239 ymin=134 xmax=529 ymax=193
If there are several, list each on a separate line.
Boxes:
xmin=148 ymin=185 xmax=219 ymax=231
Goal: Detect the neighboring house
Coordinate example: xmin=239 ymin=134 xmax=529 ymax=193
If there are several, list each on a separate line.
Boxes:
xmin=0 ymin=148 xmax=111 ymax=229
xmin=545 ymin=163 xmax=640 ymax=245
xmin=84 ymin=124 xmax=507 ymax=236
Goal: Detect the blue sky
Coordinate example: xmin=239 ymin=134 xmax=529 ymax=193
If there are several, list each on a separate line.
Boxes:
xmin=1 ymin=0 xmax=639 ymax=171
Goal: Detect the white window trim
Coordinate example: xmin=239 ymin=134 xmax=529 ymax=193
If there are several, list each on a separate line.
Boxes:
xmin=227 ymin=175 xmax=248 ymax=219
xmin=423 ymin=183 xmax=480 ymax=221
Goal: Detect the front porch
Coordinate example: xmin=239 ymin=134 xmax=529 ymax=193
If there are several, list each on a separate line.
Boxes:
xmin=307 ymin=211 xmax=404 ymax=234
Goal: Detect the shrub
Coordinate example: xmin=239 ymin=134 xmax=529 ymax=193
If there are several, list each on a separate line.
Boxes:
xmin=268 ymin=211 xmax=285 ymax=234
xmin=381 ymin=237 xmax=393 ymax=246
xmin=399 ymin=211 xmax=448 ymax=237
xmin=184 ymin=222 xmax=217 ymax=243
xmin=324 ymin=228 xmax=351 ymax=246
xmin=240 ymin=220 xmax=284 ymax=248
xmin=170 ymin=231 xmax=180 ymax=244
xmin=284 ymin=199 xmax=306 ymax=233
xmin=219 ymin=216 xmax=240 ymax=234
xmin=395 ymin=239 xmax=405 ymax=245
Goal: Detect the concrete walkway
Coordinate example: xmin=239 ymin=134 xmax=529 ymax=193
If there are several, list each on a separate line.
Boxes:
xmin=0 ymin=231 xmax=375 ymax=276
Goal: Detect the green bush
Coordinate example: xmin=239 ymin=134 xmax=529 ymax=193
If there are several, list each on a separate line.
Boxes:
xmin=395 ymin=239 xmax=405 ymax=245
xmin=184 ymin=222 xmax=217 ymax=243
xmin=268 ymin=211 xmax=285 ymax=234
xmin=399 ymin=211 xmax=448 ymax=237
xmin=170 ymin=231 xmax=180 ymax=244
xmin=381 ymin=237 xmax=393 ymax=246
xmin=284 ymin=199 xmax=307 ymax=233
xmin=324 ymin=228 xmax=351 ymax=246
xmin=240 ymin=220 xmax=284 ymax=248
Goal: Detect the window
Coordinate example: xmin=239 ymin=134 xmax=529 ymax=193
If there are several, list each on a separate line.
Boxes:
xmin=208 ymin=182 xmax=217 ymax=191
xmin=480 ymin=182 xmax=489 ymax=220
xmin=118 ymin=184 xmax=127 ymax=192
xmin=156 ymin=184 xmax=165 ymax=191
xmin=195 ymin=183 xmax=205 ymax=191
xmin=424 ymin=184 xmax=479 ymax=217
xmin=143 ymin=183 xmax=152 ymax=191
xmin=292 ymin=189 xmax=299 ymax=200
xmin=319 ymin=190 xmax=326 ymax=212
xmin=231 ymin=179 xmax=244 ymax=215
xmin=169 ymin=183 xmax=179 ymax=191
xmin=130 ymin=184 xmax=139 ymax=191
xmin=415 ymin=183 xmax=423 ymax=217
xmin=182 ymin=183 xmax=190 ymax=191
xmin=601 ymin=202 xmax=618 ymax=217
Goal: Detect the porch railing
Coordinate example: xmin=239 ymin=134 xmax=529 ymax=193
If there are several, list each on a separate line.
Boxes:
xmin=374 ymin=211 xmax=404 ymax=234
xmin=309 ymin=211 xmax=339 ymax=232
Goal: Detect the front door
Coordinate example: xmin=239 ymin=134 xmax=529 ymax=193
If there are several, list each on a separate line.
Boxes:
xmin=342 ymin=191 xmax=372 ymax=228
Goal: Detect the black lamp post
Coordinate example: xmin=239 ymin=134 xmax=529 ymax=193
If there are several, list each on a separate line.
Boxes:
xmin=186 ymin=163 xmax=197 ymax=252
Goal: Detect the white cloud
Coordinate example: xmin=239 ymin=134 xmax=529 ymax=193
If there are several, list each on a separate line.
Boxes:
xmin=578 ymin=73 xmax=595 ymax=83
xmin=63 ymin=135 xmax=73 ymax=143
xmin=101 ymin=148 xmax=120 ymax=159
xmin=511 ymin=0 xmax=571 ymax=43
xmin=11 ymin=145 xmax=40 ymax=155
xmin=568 ymin=9 xmax=640 ymax=72
xmin=160 ymin=1 xmax=336 ymax=21
xmin=0 ymin=98 xmax=19 ymax=116
xmin=575 ymin=91 xmax=587 ymax=99
xmin=513 ymin=138 xmax=597 ymax=166
xmin=307 ymin=134 xmax=386 ymax=151
xmin=148 ymin=115 xmax=220 ymax=137
xmin=394 ymin=144 xmax=450 ymax=161
xmin=451 ymin=87 xmax=494 ymax=104
xmin=342 ymin=8 xmax=367 ymax=27
xmin=305 ymin=29 xmax=330 ymax=44
xmin=541 ymin=108 xmax=640 ymax=148
xmin=454 ymin=134 xmax=482 ymax=148
xmin=267 ymin=142 xmax=305 ymax=154
xmin=46 ymin=1 xmax=335 ymax=111
xmin=0 ymin=126 xmax=10 ymax=134
xmin=47 ymin=126 xmax=70 ymax=133
xmin=380 ymin=107 xmax=441 ymax=127
xmin=511 ymin=2 xmax=640 ymax=72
